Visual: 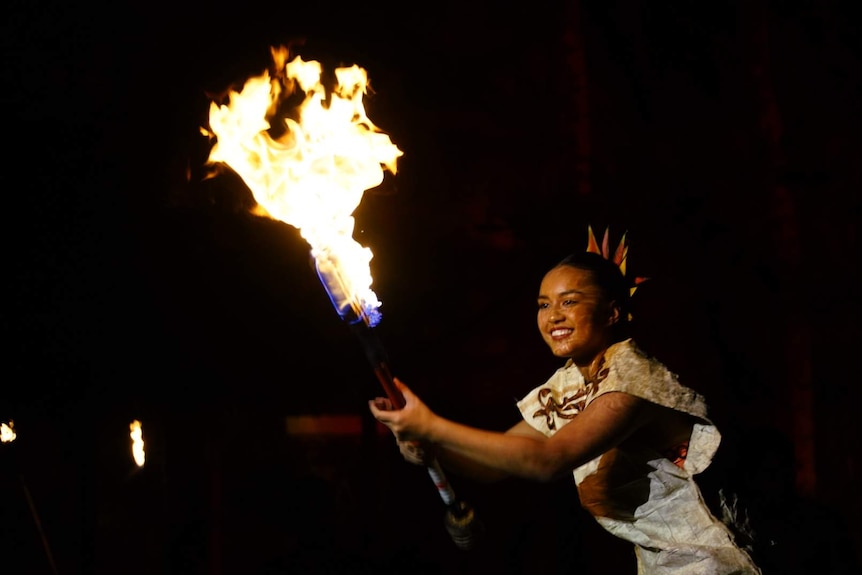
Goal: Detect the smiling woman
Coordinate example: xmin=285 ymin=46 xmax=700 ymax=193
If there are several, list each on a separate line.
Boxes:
xmin=368 ymin=229 xmax=762 ymax=574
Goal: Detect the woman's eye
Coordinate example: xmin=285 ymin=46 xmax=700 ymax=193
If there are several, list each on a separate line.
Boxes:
xmin=538 ymin=302 xmax=549 ymax=310
xmin=563 ymin=299 xmax=578 ymax=306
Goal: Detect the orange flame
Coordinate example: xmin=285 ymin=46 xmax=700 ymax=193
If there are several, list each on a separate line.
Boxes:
xmin=205 ymin=46 xmax=402 ymax=323
xmin=0 ymin=420 xmax=16 ymax=443
xmin=130 ymin=420 xmax=145 ymax=467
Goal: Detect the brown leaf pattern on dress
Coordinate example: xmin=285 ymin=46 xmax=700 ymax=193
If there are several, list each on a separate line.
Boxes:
xmin=532 ymin=358 xmax=610 ymax=430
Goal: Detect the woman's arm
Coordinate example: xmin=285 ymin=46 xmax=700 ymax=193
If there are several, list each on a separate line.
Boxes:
xmin=369 ymin=378 xmax=656 ymax=482
xmin=410 ymin=420 xmax=545 ymax=483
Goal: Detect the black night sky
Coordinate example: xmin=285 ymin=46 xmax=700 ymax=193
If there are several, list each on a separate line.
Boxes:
xmin=3 ymin=1 xmax=861 ymax=574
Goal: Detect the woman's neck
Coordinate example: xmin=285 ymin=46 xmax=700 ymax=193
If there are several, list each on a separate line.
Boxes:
xmin=575 ymin=349 xmax=609 ymax=382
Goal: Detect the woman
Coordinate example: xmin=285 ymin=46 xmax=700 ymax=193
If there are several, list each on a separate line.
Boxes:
xmin=369 ymin=240 xmax=761 ymax=574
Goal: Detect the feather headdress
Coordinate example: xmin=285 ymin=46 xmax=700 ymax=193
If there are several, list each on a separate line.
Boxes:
xmin=586 ymin=225 xmax=649 ymax=298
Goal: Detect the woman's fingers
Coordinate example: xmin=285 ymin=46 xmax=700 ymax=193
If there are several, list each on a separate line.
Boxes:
xmin=368 ymin=398 xmax=394 ymax=427
xmin=393 ymin=377 xmax=409 ymax=394
xmin=372 ymin=397 xmax=393 ymax=411
xmin=399 ymin=440 xmax=429 ymax=465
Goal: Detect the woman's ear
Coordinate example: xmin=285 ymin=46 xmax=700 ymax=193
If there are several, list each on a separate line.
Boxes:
xmin=607 ymin=301 xmax=621 ymax=325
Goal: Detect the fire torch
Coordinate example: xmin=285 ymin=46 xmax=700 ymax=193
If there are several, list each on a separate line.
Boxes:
xmin=204 ymin=45 xmax=481 ymax=549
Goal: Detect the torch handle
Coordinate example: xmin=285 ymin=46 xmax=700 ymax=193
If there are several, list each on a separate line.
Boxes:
xmin=371 ymin=358 xmax=457 ymax=505
xmin=373 ymin=357 xmax=481 ymax=549
xmin=350 ymin=323 xmax=481 ymax=548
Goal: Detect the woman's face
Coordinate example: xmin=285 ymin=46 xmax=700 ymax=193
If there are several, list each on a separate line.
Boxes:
xmin=537 ymin=265 xmax=619 ymax=366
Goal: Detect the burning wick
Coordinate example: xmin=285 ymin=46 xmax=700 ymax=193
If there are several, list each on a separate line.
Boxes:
xmin=129 ymin=420 xmax=145 ymax=467
xmin=1 ymin=420 xmax=16 ymax=443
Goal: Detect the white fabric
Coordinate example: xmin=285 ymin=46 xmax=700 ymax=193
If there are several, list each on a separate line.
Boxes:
xmin=516 ymin=339 xmax=761 ymax=574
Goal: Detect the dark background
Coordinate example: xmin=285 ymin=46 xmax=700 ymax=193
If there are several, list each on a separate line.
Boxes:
xmin=2 ymin=1 xmax=861 ymax=573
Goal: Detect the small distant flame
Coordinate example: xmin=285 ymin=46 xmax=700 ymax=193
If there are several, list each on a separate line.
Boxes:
xmin=1 ymin=420 xmax=16 ymax=443
xmin=129 ymin=420 xmax=145 ymax=467
xmin=205 ymin=46 xmax=402 ymax=325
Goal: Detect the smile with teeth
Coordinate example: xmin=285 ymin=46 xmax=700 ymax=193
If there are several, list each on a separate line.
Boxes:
xmin=551 ymin=328 xmax=573 ymax=339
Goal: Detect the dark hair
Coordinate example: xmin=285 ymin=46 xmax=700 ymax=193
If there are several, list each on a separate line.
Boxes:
xmin=554 ymin=251 xmax=632 ymax=340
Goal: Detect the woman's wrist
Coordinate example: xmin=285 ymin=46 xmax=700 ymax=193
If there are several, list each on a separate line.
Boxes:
xmin=425 ymin=413 xmax=445 ymax=444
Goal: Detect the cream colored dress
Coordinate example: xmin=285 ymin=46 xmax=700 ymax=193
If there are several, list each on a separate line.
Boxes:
xmin=516 ymin=339 xmax=761 ymax=574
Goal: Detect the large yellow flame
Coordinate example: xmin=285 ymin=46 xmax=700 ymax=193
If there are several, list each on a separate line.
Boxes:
xmin=205 ymin=46 xmax=402 ymax=322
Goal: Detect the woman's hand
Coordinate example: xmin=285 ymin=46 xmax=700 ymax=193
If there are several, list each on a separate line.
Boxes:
xmin=368 ymin=377 xmax=436 ymax=443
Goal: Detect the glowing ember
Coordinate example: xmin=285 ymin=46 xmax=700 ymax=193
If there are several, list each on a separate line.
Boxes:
xmin=0 ymin=420 xmax=16 ymax=443
xmin=129 ymin=420 xmax=145 ymax=467
xmin=205 ymin=46 xmax=402 ymax=325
